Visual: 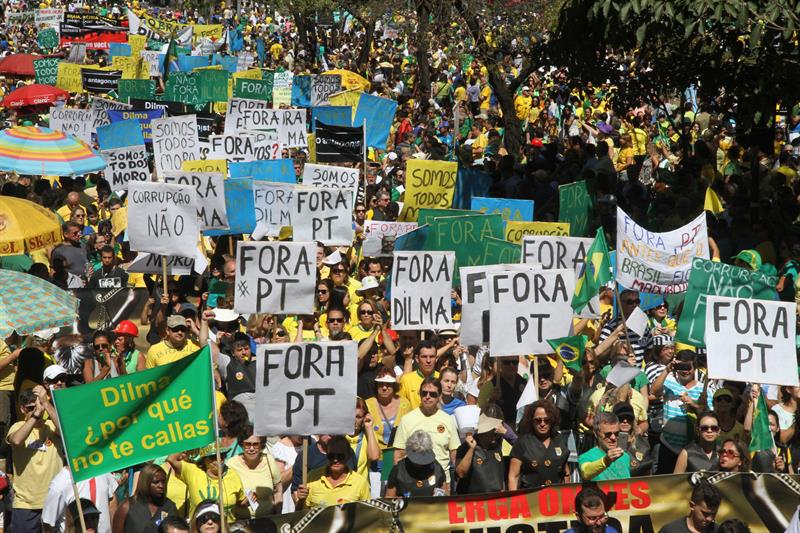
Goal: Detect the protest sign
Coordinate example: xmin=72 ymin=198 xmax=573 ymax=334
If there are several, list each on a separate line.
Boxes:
xmin=233 ymin=77 xmax=273 ymax=102
xmin=126 ymin=252 xmax=193 ymax=275
xmin=53 ymin=347 xmax=213 ymax=482
xmin=417 ymin=208 xmax=477 ymax=226
xmin=311 ymin=106 xmax=352 ymax=130
xmin=272 ymin=71 xmax=292 ymax=106
xmin=460 ymin=265 xmax=516 ymax=347
xmin=165 ymin=72 xmax=200 ymax=105
xmin=505 ymin=221 xmax=571 ymax=243
xmin=81 ymin=68 xmax=122 ymax=93
xmin=118 ymin=79 xmax=155 ymax=102
xmin=204 ymin=179 xmax=255 ymax=237
xmin=616 ymin=207 xmax=708 ymax=294
xmin=102 ymin=144 xmax=149 ymax=192
xmin=224 ymin=99 xmax=307 ymax=147
xmin=182 ymin=159 xmax=226 ymax=174
xmin=57 ymin=62 xmax=96 ymax=93
xmin=291 ymin=75 xmax=311 ymax=107
xmin=310 ymin=74 xmax=342 ymax=106
xmin=229 ymin=159 xmax=295 ymax=182
xmin=107 ymin=109 xmax=164 ymax=145
xmin=140 ymin=50 xmax=164 ymax=77
xmin=521 ymin=236 xmax=594 ymax=273
xmin=35 ymin=7 xmax=63 ymax=29
xmin=162 ymin=172 xmax=228 ymax=231
xmin=252 ymin=181 xmax=296 ymax=237
xmin=399 ymin=160 xmax=457 ymax=222
xmin=128 ymin=181 xmax=198 ymax=259
xmin=314 ymin=121 xmax=363 ymax=163
xmin=96 ymin=119 xmax=144 ymax=150
xmin=362 ymin=221 xmax=418 ymax=257
xmin=195 ymin=69 xmax=229 ymax=103
xmin=675 ymin=258 xmax=778 ymax=346
xmin=91 ymin=96 xmax=131 ymax=113
xmin=255 ymin=342 xmax=357 ymax=435
xmin=49 ymin=107 xmax=95 ymax=143
xmin=291 ymin=187 xmax=354 ymax=246
xmin=302 ymin=163 xmax=358 ymax=189
xmin=234 ymin=242 xmax=315 ymax=314
xmin=471 ymin=197 xmax=533 ymax=221
xmin=391 ymin=251 xmax=454 ymax=330
xmin=37 ymin=27 xmax=59 ymax=49
xmin=151 ymin=115 xmax=200 ymax=175
xmin=559 ymin=181 xmax=592 ymax=236
xmin=423 ymin=213 xmax=505 ymax=283
xmin=353 ymin=92 xmax=398 ymax=149
xmin=489 ymin=268 xmax=575 ymax=355
xmin=705 ymin=295 xmax=798 ymax=386
xmin=208 ymin=131 xmax=282 ymax=163
xmin=34 ymin=57 xmax=59 ymax=85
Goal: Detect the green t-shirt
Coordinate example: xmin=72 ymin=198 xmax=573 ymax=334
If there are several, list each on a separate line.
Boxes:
xmin=578 ymin=446 xmax=631 ymax=481
xmin=599 ymin=365 xmax=649 ymax=391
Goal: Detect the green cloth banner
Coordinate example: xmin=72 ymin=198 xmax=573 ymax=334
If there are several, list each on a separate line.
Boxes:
xmin=558 ymin=180 xmax=592 ymax=237
xmin=53 ymin=347 xmax=215 ymax=482
xmin=233 ymin=75 xmax=273 ymax=102
xmin=675 ymin=258 xmax=778 ymax=346
xmin=165 ymin=72 xmax=201 ymax=105
xmin=196 ymin=69 xmax=230 ymax=103
xmin=34 ymin=57 xmax=60 ymax=85
xmin=118 ymin=80 xmax=156 ymax=102
xmin=424 ymin=213 xmax=504 ymax=283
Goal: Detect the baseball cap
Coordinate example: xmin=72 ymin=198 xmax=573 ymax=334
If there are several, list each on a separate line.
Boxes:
xmin=731 ymin=249 xmax=762 ymax=271
xmin=210 ymin=308 xmax=240 ymax=323
xmin=322 ymin=250 xmax=343 ymax=266
xmin=166 ymin=315 xmax=187 ymax=329
xmin=613 ymin=403 xmax=635 ymax=421
xmin=43 ymin=364 xmax=68 ymax=382
xmin=714 ymin=388 xmax=734 ymax=400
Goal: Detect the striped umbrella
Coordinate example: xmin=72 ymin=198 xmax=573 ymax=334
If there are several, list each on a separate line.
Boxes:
xmin=0 ymin=269 xmax=78 ymax=337
xmin=0 ymin=126 xmax=107 ymax=176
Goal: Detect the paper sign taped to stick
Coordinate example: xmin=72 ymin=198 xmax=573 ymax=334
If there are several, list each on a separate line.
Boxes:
xmin=50 ymin=106 xmax=95 ymax=143
xmin=459 ymin=265 xmax=529 ymax=347
xmin=255 ymin=342 xmax=357 ymax=435
xmin=616 ymin=207 xmax=708 ymax=294
xmin=151 ymin=115 xmax=200 ymax=175
xmin=252 ymin=181 xmax=297 ymax=237
xmin=362 ymin=221 xmax=418 ymax=257
xmin=310 ymin=74 xmax=341 ymax=106
xmin=292 ymin=187 xmax=354 ymax=246
xmin=302 ymin=163 xmax=358 ymax=189
xmin=224 ymin=98 xmax=307 ymax=147
xmin=234 ymin=242 xmax=315 ymax=314
xmin=705 ymin=295 xmax=798 ymax=386
xmin=162 ymin=172 xmax=228 ymax=231
xmin=209 ymin=131 xmax=282 ymax=163
xmin=102 ymin=144 xmax=149 ymax=192
xmin=391 ymin=251 xmax=454 ymax=330
xmin=489 ymin=268 xmax=575 ymax=355
xmin=127 ymin=181 xmax=198 ymax=259
xmin=126 ymin=252 xmax=194 ymax=275
xmin=399 ymin=160 xmax=457 ymax=222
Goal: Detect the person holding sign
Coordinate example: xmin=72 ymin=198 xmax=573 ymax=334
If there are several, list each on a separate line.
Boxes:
xmin=295 ymin=436 xmax=370 ymax=508
xmin=398 ymin=341 xmax=440 ymax=409
xmin=145 ymin=316 xmax=200 ymax=369
xmin=112 ymin=463 xmax=181 ymax=532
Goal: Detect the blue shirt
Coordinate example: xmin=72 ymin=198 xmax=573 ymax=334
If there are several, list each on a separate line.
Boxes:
xmin=441 ymin=397 xmax=466 ymax=415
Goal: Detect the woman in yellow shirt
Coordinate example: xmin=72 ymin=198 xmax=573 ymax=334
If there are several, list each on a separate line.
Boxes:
xmin=615 ymin=134 xmax=635 ymax=175
xmin=348 ymin=397 xmax=381 ymax=484
xmin=295 ymin=436 xmax=371 ymax=508
xmin=227 ymin=428 xmax=282 ymax=518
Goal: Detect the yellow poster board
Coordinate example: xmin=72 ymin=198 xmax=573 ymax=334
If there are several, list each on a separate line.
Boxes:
xmin=399 ymin=160 xmax=458 ymax=222
xmin=504 ymin=221 xmax=571 ymax=243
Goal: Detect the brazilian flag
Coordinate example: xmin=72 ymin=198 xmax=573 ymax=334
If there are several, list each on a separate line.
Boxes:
xmin=748 ymin=391 xmax=773 ymax=453
xmin=547 ymin=335 xmax=588 ymax=373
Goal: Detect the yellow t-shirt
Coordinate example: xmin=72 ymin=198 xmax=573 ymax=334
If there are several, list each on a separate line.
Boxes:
xmin=346 ymin=433 xmax=371 ymax=481
xmin=453 ymin=86 xmax=467 ymax=103
xmin=398 ymin=370 xmax=440 ymax=409
xmin=226 ymin=454 xmax=281 ymax=518
xmin=514 ymin=95 xmax=532 ymax=120
xmin=178 ymin=461 xmax=244 ymax=522
xmin=161 ymin=462 xmax=188 ymax=517
xmin=7 ymin=420 xmax=63 ymax=509
xmin=56 ymin=203 xmax=87 ymax=221
xmin=348 ymin=324 xmax=375 ymax=344
xmin=269 ymin=42 xmax=283 ymax=60
xmin=393 ymin=408 xmax=460 ymax=482
xmin=479 ymin=85 xmax=492 ymax=110
xmin=306 ymin=471 xmax=370 ymax=507
xmin=145 ymin=340 xmax=199 ymax=368
xmin=365 ymin=396 xmax=413 ymax=449
xmin=0 ymin=339 xmax=16 ymax=391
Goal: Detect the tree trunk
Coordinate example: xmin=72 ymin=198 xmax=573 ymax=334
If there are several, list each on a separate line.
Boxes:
xmin=414 ymin=3 xmax=431 ymax=106
xmin=487 ymin=66 xmax=524 ymax=160
xmin=357 ymin=18 xmax=376 ymax=71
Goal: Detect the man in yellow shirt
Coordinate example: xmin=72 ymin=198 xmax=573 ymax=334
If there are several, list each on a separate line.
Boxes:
xmin=398 ymin=341 xmax=439 ymax=409
xmin=514 ymin=86 xmax=533 ymax=120
xmin=145 ymin=315 xmax=199 ymax=368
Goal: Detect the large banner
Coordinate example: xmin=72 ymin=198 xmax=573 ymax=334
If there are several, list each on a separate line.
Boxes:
xmin=266 ymin=473 xmax=800 ymax=533
xmin=615 ymin=207 xmax=708 ymax=294
xmin=675 ymin=258 xmax=778 ymax=346
xmin=53 ymin=347 xmax=214 ymax=482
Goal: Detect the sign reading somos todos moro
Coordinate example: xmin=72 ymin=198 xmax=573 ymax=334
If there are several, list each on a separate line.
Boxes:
xmin=705 ymin=295 xmax=798 ymax=386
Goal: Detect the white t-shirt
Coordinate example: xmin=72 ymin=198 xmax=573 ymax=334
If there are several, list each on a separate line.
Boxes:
xmin=42 ymin=468 xmax=116 ymax=533
xmin=772 ymin=403 xmax=796 ymax=431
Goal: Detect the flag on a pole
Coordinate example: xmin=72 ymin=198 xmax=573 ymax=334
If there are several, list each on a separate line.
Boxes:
xmin=704 ymin=186 xmax=724 ymax=215
xmin=315 ymin=119 xmax=364 ymax=163
xmin=162 ymin=38 xmax=178 ymax=82
xmin=748 ymin=391 xmax=773 ymax=453
xmin=547 ymin=335 xmax=588 ymax=372
xmin=572 ymin=227 xmax=612 ymax=314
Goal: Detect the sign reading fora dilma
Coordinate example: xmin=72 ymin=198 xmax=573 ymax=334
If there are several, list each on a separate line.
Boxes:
xmin=391 ymin=251 xmax=455 ymax=330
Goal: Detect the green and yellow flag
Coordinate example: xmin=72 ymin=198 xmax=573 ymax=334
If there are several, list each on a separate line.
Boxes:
xmin=704 ymin=186 xmax=724 ymax=215
xmin=748 ymin=391 xmax=773 ymax=453
xmin=547 ymin=335 xmax=588 ymax=372
xmin=53 ymin=346 xmax=215 ymax=482
xmin=572 ymin=227 xmax=612 ymax=313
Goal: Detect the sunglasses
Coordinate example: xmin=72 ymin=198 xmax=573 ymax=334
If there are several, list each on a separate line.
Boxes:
xmin=242 ymin=441 xmax=262 ymax=449
xmin=719 ymin=449 xmax=740 ymax=458
xmin=623 ymin=299 xmax=641 ymax=305
xmin=275 ymin=330 xmax=287 ymax=336
xmin=196 ymin=513 xmax=220 ymax=524
xmin=317 ymin=289 xmax=329 ymax=294
xmin=654 ymin=303 xmax=668 ymax=309
xmin=420 ymin=390 xmax=440 ymax=398
xmin=700 ymin=425 xmax=720 ymax=432
xmin=714 ymin=396 xmax=732 ymax=403
xmin=359 ymin=309 xmax=373 ymax=315
xmin=327 ymin=453 xmax=346 ymax=463
xmin=169 ymin=326 xmax=187 ymax=333
xmin=328 ymin=317 xmax=344 ymax=323
xmin=355 ymin=209 xmax=366 ymax=213
xmin=46 ymin=374 xmax=68 ymax=383
xmin=93 ymin=343 xmax=110 ymax=350
xmin=533 ymin=417 xmax=551 ymax=425
xmin=619 ymin=417 xmax=634 ymax=424
xmin=601 ymin=431 xmax=620 ymax=439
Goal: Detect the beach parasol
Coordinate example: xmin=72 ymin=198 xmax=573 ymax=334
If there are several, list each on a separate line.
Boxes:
xmin=0 ymin=195 xmax=63 ymax=256
xmin=0 ymin=126 xmax=107 ymax=176
xmin=0 ymin=269 xmax=78 ymax=337
xmin=0 ymin=54 xmax=43 ymax=77
xmin=1 ymin=84 xmax=69 ymax=108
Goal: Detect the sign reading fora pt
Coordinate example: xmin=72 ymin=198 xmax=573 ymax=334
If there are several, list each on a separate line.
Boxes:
xmin=53 ymin=347 xmax=214 ymax=482
xmin=255 ymin=342 xmax=357 ymax=436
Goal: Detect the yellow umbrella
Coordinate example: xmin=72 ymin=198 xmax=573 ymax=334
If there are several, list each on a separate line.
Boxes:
xmin=0 ymin=196 xmax=62 ymax=256
xmin=323 ymin=69 xmax=371 ymax=92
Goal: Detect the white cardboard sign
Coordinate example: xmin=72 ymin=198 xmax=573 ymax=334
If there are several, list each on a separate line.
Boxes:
xmin=391 ymin=251 xmax=454 ymax=330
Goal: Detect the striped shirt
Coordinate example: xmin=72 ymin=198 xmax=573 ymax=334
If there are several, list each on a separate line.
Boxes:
xmin=661 ymin=374 xmax=713 ymax=451
xmin=598 ymin=318 xmax=651 ymax=366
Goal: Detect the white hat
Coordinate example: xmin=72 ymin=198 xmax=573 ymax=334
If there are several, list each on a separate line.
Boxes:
xmin=357 ymin=276 xmax=379 ymax=292
xmin=43 ymin=364 xmax=69 ymax=382
xmin=322 ymin=250 xmax=343 ymax=266
xmin=522 ymin=86 xmax=531 ymax=91
xmin=211 ymin=308 xmax=240 ymax=323
xmin=33 ymin=327 xmax=60 ymax=341
xmin=387 ymin=152 xmax=398 ymax=161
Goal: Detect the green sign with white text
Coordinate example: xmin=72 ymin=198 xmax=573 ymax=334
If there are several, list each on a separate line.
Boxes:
xmin=53 ymin=347 xmax=214 ymax=482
